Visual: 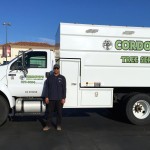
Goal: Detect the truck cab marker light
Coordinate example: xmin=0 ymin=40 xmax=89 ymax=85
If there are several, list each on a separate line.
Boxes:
xmin=122 ymin=31 xmax=135 ymax=35
xmin=86 ymin=29 xmax=99 ymax=33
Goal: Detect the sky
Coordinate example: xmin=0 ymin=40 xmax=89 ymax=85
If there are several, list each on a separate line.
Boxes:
xmin=0 ymin=0 xmax=150 ymax=45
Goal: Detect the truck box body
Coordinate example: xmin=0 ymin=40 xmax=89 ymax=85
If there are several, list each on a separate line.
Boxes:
xmin=56 ymin=23 xmax=150 ymax=87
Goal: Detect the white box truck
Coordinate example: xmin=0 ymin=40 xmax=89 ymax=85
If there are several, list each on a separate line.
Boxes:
xmin=0 ymin=23 xmax=150 ymax=126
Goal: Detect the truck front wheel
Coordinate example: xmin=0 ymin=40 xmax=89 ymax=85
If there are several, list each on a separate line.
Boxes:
xmin=0 ymin=95 xmax=9 ymax=126
xmin=126 ymin=93 xmax=150 ymax=125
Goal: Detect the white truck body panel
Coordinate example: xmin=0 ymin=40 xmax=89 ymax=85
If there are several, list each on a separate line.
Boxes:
xmin=56 ymin=23 xmax=150 ymax=87
xmin=55 ymin=23 xmax=150 ymax=108
xmin=60 ymin=58 xmax=113 ymax=108
xmin=60 ymin=59 xmax=79 ymax=107
xmin=0 ymin=65 xmax=8 ymax=85
xmin=0 ymin=83 xmax=15 ymax=108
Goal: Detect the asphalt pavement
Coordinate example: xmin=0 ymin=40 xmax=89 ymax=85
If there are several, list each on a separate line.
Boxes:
xmin=0 ymin=108 xmax=150 ymax=150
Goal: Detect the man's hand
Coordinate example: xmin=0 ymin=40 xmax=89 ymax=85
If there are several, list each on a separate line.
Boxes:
xmin=61 ymin=99 xmax=66 ymax=104
xmin=45 ymin=97 xmax=49 ymax=104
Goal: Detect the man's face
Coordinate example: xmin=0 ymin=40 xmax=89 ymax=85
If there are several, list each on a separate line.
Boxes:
xmin=53 ymin=67 xmax=60 ymax=74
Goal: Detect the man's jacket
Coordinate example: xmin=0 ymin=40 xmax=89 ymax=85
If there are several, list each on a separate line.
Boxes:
xmin=45 ymin=74 xmax=66 ymax=100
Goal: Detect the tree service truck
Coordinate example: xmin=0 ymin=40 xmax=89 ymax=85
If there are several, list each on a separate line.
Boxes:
xmin=0 ymin=23 xmax=150 ymax=126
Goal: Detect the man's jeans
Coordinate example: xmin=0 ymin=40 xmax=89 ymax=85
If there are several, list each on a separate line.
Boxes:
xmin=46 ymin=100 xmax=63 ymax=127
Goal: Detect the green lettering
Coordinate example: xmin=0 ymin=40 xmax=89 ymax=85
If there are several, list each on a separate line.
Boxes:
xmin=121 ymin=56 xmax=138 ymax=63
xmin=140 ymin=56 xmax=150 ymax=63
xmin=115 ymin=40 xmax=122 ymax=50
xmin=129 ymin=40 xmax=136 ymax=50
xmin=121 ymin=56 xmax=130 ymax=63
xmin=122 ymin=40 xmax=129 ymax=50
xmin=144 ymin=41 xmax=150 ymax=51
xmin=130 ymin=56 xmax=138 ymax=63
xmin=136 ymin=41 xmax=143 ymax=51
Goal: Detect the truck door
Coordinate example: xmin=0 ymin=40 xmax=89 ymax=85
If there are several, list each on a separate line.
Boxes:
xmin=60 ymin=59 xmax=80 ymax=107
xmin=7 ymin=51 xmax=50 ymax=97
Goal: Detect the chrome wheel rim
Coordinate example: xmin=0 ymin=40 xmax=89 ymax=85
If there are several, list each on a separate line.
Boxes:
xmin=133 ymin=100 xmax=150 ymax=119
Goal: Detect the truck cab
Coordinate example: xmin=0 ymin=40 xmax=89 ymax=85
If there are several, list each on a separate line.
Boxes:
xmin=6 ymin=49 xmax=55 ymax=97
xmin=0 ymin=49 xmax=55 ymax=125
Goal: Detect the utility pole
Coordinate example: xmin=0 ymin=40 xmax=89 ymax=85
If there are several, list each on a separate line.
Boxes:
xmin=2 ymin=22 xmax=11 ymax=63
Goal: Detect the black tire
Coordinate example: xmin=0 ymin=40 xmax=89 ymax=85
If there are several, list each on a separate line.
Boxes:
xmin=125 ymin=93 xmax=150 ymax=125
xmin=121 ymin=92 xmax=139 ymax=115
xmin=0 ymin=95 xmax=9 ymax=126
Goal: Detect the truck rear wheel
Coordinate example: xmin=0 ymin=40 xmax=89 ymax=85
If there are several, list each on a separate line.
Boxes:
xmin=0 ymin=95 xmax=9 ymax=126
xmin=126 ymin=93 xmax=150 ymax=125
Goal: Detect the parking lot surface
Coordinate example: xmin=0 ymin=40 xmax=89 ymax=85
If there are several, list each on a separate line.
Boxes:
xmin=0 ymin=108 xmax=150 ymax=150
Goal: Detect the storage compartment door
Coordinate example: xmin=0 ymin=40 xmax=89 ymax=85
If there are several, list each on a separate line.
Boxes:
xmin=60 ymin=60 xmax=79 ymax=107
xmin=81 ymin=88 xmax=113 ymax=107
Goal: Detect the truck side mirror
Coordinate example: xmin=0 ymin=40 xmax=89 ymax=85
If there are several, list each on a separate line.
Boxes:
xmin=22 ymin=52 xmax=26 ymax=69
xmin=45 ymin=72 xmax=50 ymax=78
xmin=21 ymin=52 xmax=28 ymax=77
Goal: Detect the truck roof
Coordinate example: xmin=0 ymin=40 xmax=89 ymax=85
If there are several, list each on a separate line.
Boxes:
xmin=60 ymin=22 xmax=150 ymax=29
xmin=25 ymin=49 xmax=54 ymax=52
xmin=59 ymin=23 xmax=150 ymax=38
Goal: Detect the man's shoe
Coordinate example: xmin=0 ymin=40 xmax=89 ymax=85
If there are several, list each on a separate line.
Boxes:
xmin=43 ymin=126 xmax=51 ymax=131
xmin=57 ymin=126 xmax=62 ymax=131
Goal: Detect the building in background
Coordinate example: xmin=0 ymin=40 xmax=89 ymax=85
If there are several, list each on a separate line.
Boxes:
xmin=0 ymin=42 xmax=54 ymax=64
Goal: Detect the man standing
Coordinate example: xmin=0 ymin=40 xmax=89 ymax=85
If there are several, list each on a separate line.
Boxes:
xmin=43 ymin=64 xmax=66 ymax=131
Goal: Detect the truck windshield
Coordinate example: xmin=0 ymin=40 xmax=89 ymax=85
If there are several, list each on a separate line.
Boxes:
xmin=8 ymin=56 xmax=20 ymax=64
xmin=0 ymin=55 xmax=21 ymax=66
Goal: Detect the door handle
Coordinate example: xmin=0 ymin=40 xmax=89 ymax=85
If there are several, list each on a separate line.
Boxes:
xmin=71 ymin=83 xmax=77 ymax=86
xmin=8 ymin=74 xmax=16 ymax=76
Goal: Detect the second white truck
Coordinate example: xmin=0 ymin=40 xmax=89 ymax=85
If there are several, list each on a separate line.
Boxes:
xmin=1 ymin=23 xmax=150 ymax=126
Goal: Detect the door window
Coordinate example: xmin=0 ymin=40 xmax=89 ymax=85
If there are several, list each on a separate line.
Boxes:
xmin=10 ymin=57 xmax=22 ymax=70
xmin=10 ymin=51 xmax=47 ymax=70
xmin=26 ymin=51 xmax=47 ymax=68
